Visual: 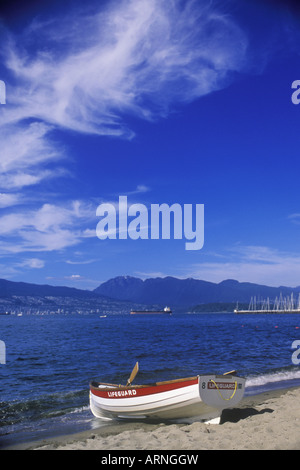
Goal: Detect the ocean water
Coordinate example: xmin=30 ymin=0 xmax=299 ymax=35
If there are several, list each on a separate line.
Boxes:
xmin=1 ymin=312 xmax=300 ymax=447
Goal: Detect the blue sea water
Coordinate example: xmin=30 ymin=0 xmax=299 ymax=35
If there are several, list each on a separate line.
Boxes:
xmin=0 ymin=312 xmax=300 ymax=447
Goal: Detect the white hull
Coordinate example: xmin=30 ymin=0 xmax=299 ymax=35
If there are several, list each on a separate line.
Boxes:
xmin=90 ymin=374 xmax=245 ymax=423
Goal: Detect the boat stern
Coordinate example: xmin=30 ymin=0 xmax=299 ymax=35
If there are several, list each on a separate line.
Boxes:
xmin=199 ymin=374 xmax=245 ymax=411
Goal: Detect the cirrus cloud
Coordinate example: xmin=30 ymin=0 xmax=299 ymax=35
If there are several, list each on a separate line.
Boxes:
xmin=188 ymin=245 xmax=300 ymax=287
xmin=0 ymin=200 xmax=95 ymax=254
xmin=1 ymin=0 xmax=248 ymax=137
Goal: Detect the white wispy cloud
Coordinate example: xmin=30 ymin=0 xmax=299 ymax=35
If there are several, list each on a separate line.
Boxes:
xmin=288 ymin=213 xmax=300 ymax=225
xmin=0 ymin=200 xmax=94 ymax=254
xmin=17 ymin=258 xmax=45 ymax=269
xmin=0 ymin=192 xmax=21 ymax=208
xmin=0 ymin=168 xmax=68 ymax=190
xmin=65 ymin=258 xmax=98 ymax=265
xmin=0 ymin=121 xmax=66 ymax=209
xmin=127 ymin=184 xmax=151 ymax=195
xmin=0 ymin=122 xmax=61 ymax=173
xmin=64 ymin=274 xmax=83 ymax=280
xmin=188 ymin=245 xmax=300 ymax=287
xmin=1 ymin=0 xmax=248 ymax=137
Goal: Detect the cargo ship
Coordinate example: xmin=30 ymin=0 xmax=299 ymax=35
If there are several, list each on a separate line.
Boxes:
xmin=130 ymin=306 xmax=172 ymax=315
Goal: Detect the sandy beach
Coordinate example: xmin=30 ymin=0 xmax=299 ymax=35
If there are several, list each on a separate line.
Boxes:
xmin=5 ymin=386 xmax=300 ymax=451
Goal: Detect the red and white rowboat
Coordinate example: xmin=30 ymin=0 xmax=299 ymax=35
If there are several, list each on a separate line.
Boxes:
xmin=89 ymin=364 xmax=245 ymax=423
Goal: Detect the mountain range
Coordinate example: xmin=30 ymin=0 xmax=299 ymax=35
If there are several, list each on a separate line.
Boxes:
xmin=1 ymin=275 xmax=300 ymax=311
xmin=0 ymin=278 xmax=133 ymax=312
xmin=94 ymin=276 xmax=300 ymax=307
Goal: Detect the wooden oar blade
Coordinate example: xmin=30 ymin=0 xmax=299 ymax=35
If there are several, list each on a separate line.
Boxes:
xmin=127 ymin=362 xmax=139 ymax=385
xmin=223 ymin=370 xmax=237 ymax=376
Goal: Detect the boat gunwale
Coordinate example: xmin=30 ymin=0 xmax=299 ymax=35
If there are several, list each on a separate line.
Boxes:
xmin=90 ymin=376 xmax=199 ymax=392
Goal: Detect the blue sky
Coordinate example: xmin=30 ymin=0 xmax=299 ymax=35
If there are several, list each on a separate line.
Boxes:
xmin=1 ymin=0 xmax=300 ymax=289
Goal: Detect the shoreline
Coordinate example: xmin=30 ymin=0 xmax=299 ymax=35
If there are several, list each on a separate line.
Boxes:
xmin=4 ymin=386 xmax=300 ymax=450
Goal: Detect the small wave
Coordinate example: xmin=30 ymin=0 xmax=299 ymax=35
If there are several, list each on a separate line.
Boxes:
xmin=245 ymin=367 xmax=300 ymax=394
xmin=67 ymin=405 xmax=90 ymax=414
xmin=0 ymin=389 xmax=89 ymax=428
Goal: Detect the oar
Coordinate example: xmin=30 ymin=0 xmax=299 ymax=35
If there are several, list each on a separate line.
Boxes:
xmin=223 ymin=370 xmax=237 ymax=376
xmin=126 ymin=362 xmax=139 ymax=386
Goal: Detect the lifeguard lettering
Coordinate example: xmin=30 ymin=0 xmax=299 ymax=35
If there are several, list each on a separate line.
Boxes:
xmin=107 ymin=389 xmax=137 ymax=398
xmin=208 ymin=382 xmax=235 ymax=390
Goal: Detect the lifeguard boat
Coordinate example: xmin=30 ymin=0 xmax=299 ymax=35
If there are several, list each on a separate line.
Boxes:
xmin=89 ymin=363 xmax=245 ymax=423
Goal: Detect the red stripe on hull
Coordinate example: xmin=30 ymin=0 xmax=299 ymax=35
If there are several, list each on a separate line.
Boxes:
xmin=91 ymin=378 xmax=198 ymax=399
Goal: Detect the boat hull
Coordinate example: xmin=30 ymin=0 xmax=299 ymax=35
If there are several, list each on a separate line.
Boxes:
xmin=89 ymin=374 xmax=245 ymax=423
